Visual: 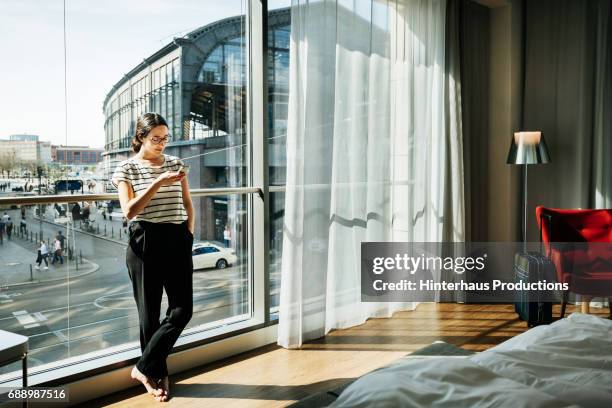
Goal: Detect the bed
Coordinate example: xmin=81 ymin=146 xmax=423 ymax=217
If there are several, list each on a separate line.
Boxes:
xmin=328 ymin=313 xmax=612 ymax=408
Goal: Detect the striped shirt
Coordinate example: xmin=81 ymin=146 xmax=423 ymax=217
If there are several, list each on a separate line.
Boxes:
xmin=111 ymin=154 xmax=188 ymax=224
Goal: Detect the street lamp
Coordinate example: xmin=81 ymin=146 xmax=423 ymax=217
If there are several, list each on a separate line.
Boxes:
xmin=37 ymin=165 xmax=44 ymax=240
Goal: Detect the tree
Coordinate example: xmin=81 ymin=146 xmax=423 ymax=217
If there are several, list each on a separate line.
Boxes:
xmin=0 ymin=149 xmax=17 ymax=178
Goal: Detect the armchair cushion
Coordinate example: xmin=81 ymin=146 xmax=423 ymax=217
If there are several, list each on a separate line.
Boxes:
xmin=536 ymin=207 xmax=612 ymax=297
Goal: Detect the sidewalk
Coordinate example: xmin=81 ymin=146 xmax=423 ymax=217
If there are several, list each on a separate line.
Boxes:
xmin=0 ymin=239 xmax=99 ymax=288
xmin=2 ymin=204 xmax=129 ymax=246
xmin=34 ymin=215 xmax=128 ymax=246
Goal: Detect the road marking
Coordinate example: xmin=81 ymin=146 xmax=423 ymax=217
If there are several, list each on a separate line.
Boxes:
xmin=53 ymin=330 xmax=69 ymax=342
xmin=13 ymin=312 xmax=37 ymax=325
xmin=13 ymin=310 xmax=49 ymax=328
xmin=16 ymin=300 xmax=242 ymax=342
xmin=0 ymin=301 xmax=96 ymax=322
xmin=93 ymin=291 xmax=136 ymax=310
xmin=0 ymin=294 xmax=15 ymax=303
xmin=33 ymin=312 xmax=47 ymax=322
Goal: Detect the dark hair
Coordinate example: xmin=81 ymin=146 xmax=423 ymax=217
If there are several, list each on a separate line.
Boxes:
xmin=131 ymin=113 xmax=168 ymax=153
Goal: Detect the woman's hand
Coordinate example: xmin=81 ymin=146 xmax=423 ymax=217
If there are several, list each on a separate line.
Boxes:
xmin=154 ymin=171 xmax=185 ymax=187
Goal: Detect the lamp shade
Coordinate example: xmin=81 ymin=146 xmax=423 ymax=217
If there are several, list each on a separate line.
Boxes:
xmin=506 ymin=131 xmax=551 ymax=165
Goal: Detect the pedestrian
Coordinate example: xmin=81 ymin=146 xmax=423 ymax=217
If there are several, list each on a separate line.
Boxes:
xmin=20 ymin=218 xmax=26 ymax=234
xmin=71 ymin=202 xmax=81 ymax=221
xmin=0 ymin=219 xmax=5 ymax=244
xmin=51 ymin=238 xmax=64 ymax=265
xmin=6 ymin=217 xmax=13 ymax=240
xmin=82 ymin=203 xmax=91 ymax=222
xmin=1 ymin=212 xmax=9 ymax=224
xmin=36 ymin=241 xmax=49 ymax=269
xmin=112 ymin=113 xmax=193 ymax=402
xmin=224 ymin=224 xmax=231 ymax=247
xmin=20 ymin=206 xmax=25 ymax=219
xmin=56 ymin=231 xmax=66 ymax=251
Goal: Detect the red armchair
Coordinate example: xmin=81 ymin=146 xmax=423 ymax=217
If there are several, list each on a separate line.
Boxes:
xmin=536 ymin=206 xmax=612 ymax=318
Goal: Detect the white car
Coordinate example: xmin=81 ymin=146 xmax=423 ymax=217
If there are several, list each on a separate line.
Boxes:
xmin=192 ymin=242 xmax=237 ymax=270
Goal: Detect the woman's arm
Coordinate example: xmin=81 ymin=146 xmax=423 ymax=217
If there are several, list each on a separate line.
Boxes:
xmin=117 ymin=172 xmax=184 ymax=220
xmin=181 ymin=176 xmax=195 ymax=233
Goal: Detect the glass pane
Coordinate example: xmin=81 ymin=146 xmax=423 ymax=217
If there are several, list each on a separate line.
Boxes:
xmin=188 ymin=14 xmax=247 ymax=188
xmin=269 ymin=191 xmax=284 ymax=316
xmin=185 ymin=193 xmax=251 ymax=332
xmin=0 ymin=0 xmax=250 ymax=382
xmin=0 ymin=193 xmax=250 ymax=379
xmin=267 ymin=1 xmax=290 ymax=319
xmin=0 ymin=203 xmax=133 ymax=375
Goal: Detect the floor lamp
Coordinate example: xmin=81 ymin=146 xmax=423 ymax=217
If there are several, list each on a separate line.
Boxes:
xmin=506 ymin=131 xmax=551 ymax=252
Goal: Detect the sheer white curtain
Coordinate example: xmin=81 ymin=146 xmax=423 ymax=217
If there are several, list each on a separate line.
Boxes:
xmin=278 ymin=0 xmax=464 ymax=348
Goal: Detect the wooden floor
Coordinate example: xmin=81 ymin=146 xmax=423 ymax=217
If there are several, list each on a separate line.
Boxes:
xmin=85 ymin=303 xmax=608 ymax=407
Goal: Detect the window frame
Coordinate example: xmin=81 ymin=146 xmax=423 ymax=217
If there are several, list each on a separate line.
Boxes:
xmin=0 ymin=0 xmax=274 ymax=390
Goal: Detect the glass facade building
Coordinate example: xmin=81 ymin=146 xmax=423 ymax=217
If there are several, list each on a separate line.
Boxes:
xmin=54 ymin=147 xmax=103 ymax=164
xmin=103 ymin=9 xmax=289 ymax=173
xmin=103 ymin=8 xmax=289 ymax=245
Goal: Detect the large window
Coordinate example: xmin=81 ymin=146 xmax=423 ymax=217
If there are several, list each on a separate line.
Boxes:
xmin=268 ymin=1 xmax=291 ymax=317
xmin=0 ymin=0 xmax=279 ymax=387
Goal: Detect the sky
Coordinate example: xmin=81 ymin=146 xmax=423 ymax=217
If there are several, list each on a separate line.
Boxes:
xmin=0 ymin=0 xmax=288 ymax=149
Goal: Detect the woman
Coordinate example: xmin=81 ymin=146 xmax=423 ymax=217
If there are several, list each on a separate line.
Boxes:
xmin=35 ymin=241 xmax=49 ymax=269
xmin=112 ymin=113 xmax=194 ymax=402
xmin=51 ymin=238 xmax=63 ymax=265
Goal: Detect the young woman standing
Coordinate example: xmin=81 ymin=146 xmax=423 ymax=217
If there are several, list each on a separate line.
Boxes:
xmin=112 ymin=113 xmax=194 ymax=402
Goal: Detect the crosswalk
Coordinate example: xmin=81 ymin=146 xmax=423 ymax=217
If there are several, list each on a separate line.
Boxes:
xmin=12 ymin=309 xmax=48 ymax=329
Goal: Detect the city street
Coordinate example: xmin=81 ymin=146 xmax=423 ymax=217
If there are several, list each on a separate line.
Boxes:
xmin=0 ymin=204 xmax=280 ymax=378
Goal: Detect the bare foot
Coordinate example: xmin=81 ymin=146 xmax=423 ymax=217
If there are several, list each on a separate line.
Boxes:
xmin=131 ymin=366 xmax=163 ymax=397
xmin=155 ymin=377 xmax=169 ymax=402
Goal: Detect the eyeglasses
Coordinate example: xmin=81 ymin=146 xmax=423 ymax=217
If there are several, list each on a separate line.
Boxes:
xmin=149 ymin=136 xmax=169 ymax=145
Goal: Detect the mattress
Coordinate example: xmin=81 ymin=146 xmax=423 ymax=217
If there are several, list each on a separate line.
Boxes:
xmin=329 ymin=313 xmax=612 ymax=408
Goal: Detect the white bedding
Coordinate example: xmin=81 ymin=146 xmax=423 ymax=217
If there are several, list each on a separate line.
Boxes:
xmin=330 ymin=313 xmax=612 ymax=408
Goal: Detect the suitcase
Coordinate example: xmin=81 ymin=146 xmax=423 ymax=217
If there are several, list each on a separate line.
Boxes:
xmin=514 ymin=252 xmax=554 ymax=327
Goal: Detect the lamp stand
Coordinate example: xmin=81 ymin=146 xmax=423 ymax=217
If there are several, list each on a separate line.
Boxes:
xmin=522 ymin=164 xmax=528 ymax=253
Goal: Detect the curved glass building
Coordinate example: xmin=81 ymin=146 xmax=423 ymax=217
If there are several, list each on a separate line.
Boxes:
xmin=103 ymin=8 xmax=289 ymax=242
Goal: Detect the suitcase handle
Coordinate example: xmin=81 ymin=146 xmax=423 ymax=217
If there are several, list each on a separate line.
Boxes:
xmin=539 ymin=213 xmax=553 ymax=258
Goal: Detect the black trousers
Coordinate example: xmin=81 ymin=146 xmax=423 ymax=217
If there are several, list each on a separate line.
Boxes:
xmin=126 ymin=220 xmax=194 ymax=379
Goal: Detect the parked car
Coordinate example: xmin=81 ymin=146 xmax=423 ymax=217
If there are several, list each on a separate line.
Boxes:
xmin=192 ymin=242 xmax=237 ymax=270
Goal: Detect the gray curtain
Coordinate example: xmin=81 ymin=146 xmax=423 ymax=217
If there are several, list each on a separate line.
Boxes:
xmin=452 ymin=0 xmax=490 ymax=243
xmin=523 ymin=0 xmax=612 ymax=241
